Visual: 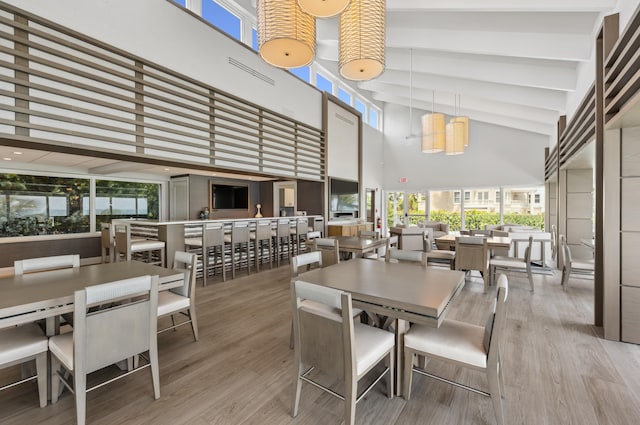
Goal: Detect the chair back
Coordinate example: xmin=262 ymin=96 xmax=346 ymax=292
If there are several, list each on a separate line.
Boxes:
xmin=203 ymin=223 xmax=225 ymax=247
xmin=254 ymin=220 xmax=272 ymax=241
xmin=312 ymin=217 xmax=325 ymax=233
xmin=313 ymin=238 xmax=340 ymax=267
xmin=172 ymin=251 xmax=197 ymax=299
xmin=359 ymin=230 xmax=378 ymax=239
xmin=15 ymin=254 xmax=80 ymax=275
xmin=291 ymin=280 xmax=353 ymax=380
xmin=100 ymin=223 xmax=112 ymax=250
xmin=291 ymin=251 xmax=323 ymax=277
xmin=73 ymin=275 xmax=158 ymax=374
xmin=455 ymin=236 xmax=488 ymax=272
xmin=491 ymin=230 xmax=509 ymax=237
xmin=277 ymin=220 xmax=291 ymax=238
xmin=559 ymin=234 xmax=572 ymax=268
xmin=551 ymin=224 xmax=558 ymax=261
xmin=524 ymin=236 xmax=534 ymax=264
xmin=114 ymin=222 xmax=132 ymax=256
xmin=232 ymin=221 xmax=250 ymax=243
xmin=471 ymin=229 xmax=491 ymax=237
xmin=459 ymin=229 xmax=471 ymax=235
xmin=307 ymin=230 xmax=321 ymax=240
xmin=486 ymin=275 xmax=509 ymax=368
xmin=296 ymin=219 xmax=308 ymax=237
xmin=385 ymin=248 xmax=427 ymax=266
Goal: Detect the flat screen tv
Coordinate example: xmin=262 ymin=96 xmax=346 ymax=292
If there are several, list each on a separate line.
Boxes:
xmin=330 ymin=178 xmax=359 ymax=212
xmin=211 ymin=184 xmax=248 ymax=209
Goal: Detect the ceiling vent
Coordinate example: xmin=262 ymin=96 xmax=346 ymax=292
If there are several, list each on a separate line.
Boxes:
xmin=228 ymin=57 xmax=275 ymax=86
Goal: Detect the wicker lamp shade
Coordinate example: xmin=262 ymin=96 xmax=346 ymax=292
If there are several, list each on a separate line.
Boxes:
xmin=445 ymin=119 xmax=465 ymax=155
xmin=257 ymin=0 xmax=316 ymax=69
xmin=421 ymin=113 xmax=446 ymax=153
xmin=339 ymin=0 xmax=386 ymax=81
xmin=298 ymin=0 xmax=350 ymax=18
xmin=451 ymin=116 xmax=469 ymax=147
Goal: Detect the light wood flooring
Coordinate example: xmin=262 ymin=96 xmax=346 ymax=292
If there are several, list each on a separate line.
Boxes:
xmin=2 ymin=263 xmax=640 ymax=424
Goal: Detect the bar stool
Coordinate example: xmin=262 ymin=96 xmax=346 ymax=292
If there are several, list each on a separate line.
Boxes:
xmin=252 ymin=220 xmax=272 ymax=272
xmin=185 ymin=223 xmax=226 ymax=285
xmin=273 ymin=219 xmax=293 ymax=267
xmin=100 ymin=222 xmax=114 ymax=263
xmin=114 ymin=222 xmax=166 ymax=267
xmin=227 ymin=221 xmax=252 ymax=279
xmin=291 ymin=218 xmax=309 ymax=256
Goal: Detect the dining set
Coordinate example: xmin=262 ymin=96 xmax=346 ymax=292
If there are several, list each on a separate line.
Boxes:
xmin=0 ymin=252 xmax=198 ymax=425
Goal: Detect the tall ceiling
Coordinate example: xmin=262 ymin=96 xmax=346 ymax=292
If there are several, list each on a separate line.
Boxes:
xmin=240 ymin=0 xmax=618 ymax=138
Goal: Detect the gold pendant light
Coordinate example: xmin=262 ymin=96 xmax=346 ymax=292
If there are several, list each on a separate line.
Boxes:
xmin=451 ymin=116 xmax=469 ymax=147
xmin=257 ymin=0 xmax=316 ymax=69
xmin=445 ymin=120 xmax=465 ymax=155
xmin=339 ymin=0 xmax=386 ymax=81
xmin=298 ymin=0 xmax=351 ymax=18
xmin=421 ymin=90 xmax=445 ymax=153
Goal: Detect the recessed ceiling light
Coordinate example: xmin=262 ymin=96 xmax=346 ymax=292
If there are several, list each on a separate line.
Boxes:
xmin=3 ymin=157 xmax=12 ymax=161
xmin=13 ymin=151 xmax=22 ymax=155
xmin=163 ymin=168 xmax=170 ymax=171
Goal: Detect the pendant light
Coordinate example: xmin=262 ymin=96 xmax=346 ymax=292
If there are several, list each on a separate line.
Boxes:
xmin=257 ymin=0 xmax=316 ymax=69
xmin=445 ymin=94 xmax=465 ymax=155
xmin=298 ymin=0 xmax=350 ymax=18
xmin=421 ymin=91 xmax=446 ymax=153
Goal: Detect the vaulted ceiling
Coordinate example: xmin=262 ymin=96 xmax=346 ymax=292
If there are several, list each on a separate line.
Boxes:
xmin=242 ymin=0 xmax=618 ymax=138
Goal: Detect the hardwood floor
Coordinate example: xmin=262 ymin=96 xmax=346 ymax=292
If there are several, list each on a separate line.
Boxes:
xmin=2 ymin=264 xmax=640 ymax=424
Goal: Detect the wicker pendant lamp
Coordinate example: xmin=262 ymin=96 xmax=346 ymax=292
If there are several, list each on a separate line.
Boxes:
xmin=298 ymin=0 xmax=351 ymax=18
xmin=421 ymin=91 xmax=446 ymax=153
xmin=446 ymin=94 xmax=466 ymax=155
xmin=339 ymin=0 xmax=386 ymax=81
xmin=257 ymin=0 xmax=316 ymax=69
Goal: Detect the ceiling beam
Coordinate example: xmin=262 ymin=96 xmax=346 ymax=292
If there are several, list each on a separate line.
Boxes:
xmin=387 ymin=0 xmax=616 ymax=12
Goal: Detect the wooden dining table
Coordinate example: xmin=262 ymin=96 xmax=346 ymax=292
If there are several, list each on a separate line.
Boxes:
xmin=434 ymin=234 xmax=512 ymax=251
xmin=329 ymin=235 xmax=389 ymax=258
xmin=0 ymin=261 xmax=184 ymax=332
xmin=298 ymin=258 xmax=466 ymax=396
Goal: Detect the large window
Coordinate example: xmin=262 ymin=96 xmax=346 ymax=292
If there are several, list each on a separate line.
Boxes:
xmin=0 ymin=174 xmax=161 ymax=238
xmin=338 ymin=87 xmax=351 ymax=105
xmin=464 ymin=187 xmax=500 ymax=230
xmin=289 ymin=66 xmax=310 ymax=83
xmin=0 ymin=174 xmax=89 ymax=237
xmin=355 ymin=98 xmax=366 ymax=122
xmin=316 ymin=73 xmax=333 ymax=93
xmin=502 ymin=186 xmax=545 ymax=229
xmin=429 ymin=190 xmax=461 ymax=231
xmin=201 ymin=0 xmax=242 ymax=40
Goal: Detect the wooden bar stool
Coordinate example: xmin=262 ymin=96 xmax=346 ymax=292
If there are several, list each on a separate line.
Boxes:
xmin=252 ymin=220 xmax=272 ymax=272
xmin=227 ymin=221 xmax=251 ymax=279
xmin=114 ymin=223 xmax=165 ymax=267
xmin=273 ymin=219 xmax=293 ymax=267
xmin=291 ymin=218 xmax=309 ymax=256
xmin=185 ymin=223 xmax=226 ymax=285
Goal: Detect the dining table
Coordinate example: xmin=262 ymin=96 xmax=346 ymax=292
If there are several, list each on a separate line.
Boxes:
xmin=298 ymin=258 xmax=466 ymax=396
xmin=329 ymin=235 xmax=389 ymax=258
xmin=0 ymin=261 xmax=184 ymax=332
xmin=434 ymin=234 xmax=512 ymax=251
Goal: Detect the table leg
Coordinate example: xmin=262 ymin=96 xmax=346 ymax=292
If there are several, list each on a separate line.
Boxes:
xmin=394 ymin=319 xmax=410 ymax=397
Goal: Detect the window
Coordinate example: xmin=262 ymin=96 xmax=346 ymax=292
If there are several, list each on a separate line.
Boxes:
xmin=316 ymin=73 xmax=333 ymax=93
xmin=0 ymin=174 xmax=90 ymax=237
xmin=338 ymin=87 xmax=351 ymax=105
xmin=464 ymin=187 xmax=500 ymax=230
xmin=289 ymin=66 xmax=310 ymax=83
xmin=496 ymin=191 xmax=501 ymax=202
xmin=355 ymin=98 xmax=366 ymax=122
xmin=369 ymin=108 xmax=379 ymax=129
xmin=251 ymin=27 xmax=258 ymax=51
xmin=464 ymin=191 xmax=470 ymax=201
xmin=454 ymin=191 xmax=461 ymax=204
xmin=95 ymin=180 xmax=160 ymax=227
xmin=534 ymin=194 xmax=541 ymax=204
xmin=429 ymin=190 xmax=460 ymax=232
xmin=201 ymin=0 xmax=242 ymax=41
xmin=503 ymin=186 xmax=545 ymax=229
xmin=173 ymin=0 xmax=187 ymax=6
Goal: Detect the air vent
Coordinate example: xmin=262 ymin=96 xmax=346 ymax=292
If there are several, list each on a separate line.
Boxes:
xmin=335 ymin=112 xmax=355 ymax=126
xmin=228 ymin=57 xmax=275 ymax=86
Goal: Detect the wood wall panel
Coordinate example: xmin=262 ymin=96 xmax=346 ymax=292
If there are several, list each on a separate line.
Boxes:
xmin=0 ymin=235 xmax=100 ymax=268
xmin=621 ymin=177 xmax=640 ymax=231
xmin=621 ymin=286 xmax=640 ymax=343
xmin=621 ymin=232 xmax=640 ymax=287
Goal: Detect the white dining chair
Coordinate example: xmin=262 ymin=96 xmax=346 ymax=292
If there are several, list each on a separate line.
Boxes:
xmin=114 ymin=222 xmax=166 ymax=267
xmin=49 ymin=275 xmax=160 ymax=425
xmin=14 ymin=254 xmax=80 ymax=275
xmin=291 ymin=280 xmax=395 ymax=425
xmin=385 ymin=247 xmax=427 ymax=267
xmin=312 ymin=237 xmax=340 ymax=267
xmin=423 ymin=232 xmax=456 ymax=269
xmin=0 ymin=323 xmax=48 ymax=408
xmin=157 ymin=251 xmax=199 ymax=341
xmin=403 ymin=275 xmax=509 ymax=425
xmin=559 ymin=234 xmax=594 ymax=290
xmin=489 ymin=235 xmax=534 ymax=292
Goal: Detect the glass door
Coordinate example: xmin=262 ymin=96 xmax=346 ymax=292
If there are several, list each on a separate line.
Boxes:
xmin=406 ymin=192 xmax=427 ymax=226
xmin=386 ymin=191 xmax=405 ymax=228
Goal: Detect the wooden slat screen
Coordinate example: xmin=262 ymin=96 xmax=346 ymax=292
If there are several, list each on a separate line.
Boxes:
xmin=604 ymin=5 xmax=640 ymax=123
xmin=558 ymin=84 xmax=595 ymax=168
xmin=0 ymin=3 xmax=325 ymax=181
xmin=545 ymin=146 xmax=558 ymax=181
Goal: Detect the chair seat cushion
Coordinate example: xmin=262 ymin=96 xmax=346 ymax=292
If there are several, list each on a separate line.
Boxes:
xmin=426 ymin=250 xmax=455 ymax=260
xmin=354 ymin=323 xmax=394 ymax=376
xmin=131 ymin=240 xmax=165 ymax=251
xmin=184 ymin=237 xmax=202 ymax=247
xmin=0 ymin=324 xmax=48 ymax=365
xmin=405 ymin=320 xmax=487 ymax=369
xmin=49 ymin=333 xmax=74 ymax=371
xmin=157 ymin=292 xmax=190 ymax=316
xmin=490 ymin=256 xmax=526 ymax=268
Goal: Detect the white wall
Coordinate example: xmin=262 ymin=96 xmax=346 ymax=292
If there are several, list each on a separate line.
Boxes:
xmin=382 ymin=103 xmax=548 ymax=191
xmin=362 ymin=124 xmax=384 ymax=221
xmin=6 ymin=0 xmax=322 ymax=128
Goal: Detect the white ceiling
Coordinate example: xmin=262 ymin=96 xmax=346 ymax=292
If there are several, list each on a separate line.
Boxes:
xmin=241 ymin=0 xmax=618 ymax=138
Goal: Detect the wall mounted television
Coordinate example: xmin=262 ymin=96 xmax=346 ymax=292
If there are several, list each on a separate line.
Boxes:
xmin=211 ymin=184 xmax=248 ymax=209
xmin=329 ymin=178 xmax=359 ymax=212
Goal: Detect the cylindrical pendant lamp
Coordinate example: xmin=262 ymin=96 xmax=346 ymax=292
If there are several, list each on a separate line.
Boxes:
xmin=339 ymin=0 xmax=386 ymax=81
xmin=421 ymin=113 xmax=446 ymax=153
xmin=451 ymin=116 xmax=469 ymax=147
xmin=445 ymin=119 xmax=465 ymax=155
xmin=257 ymin=0 xmax=316 ymax=69
xmin=298 ymin=0 xmax=350 ymax=18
